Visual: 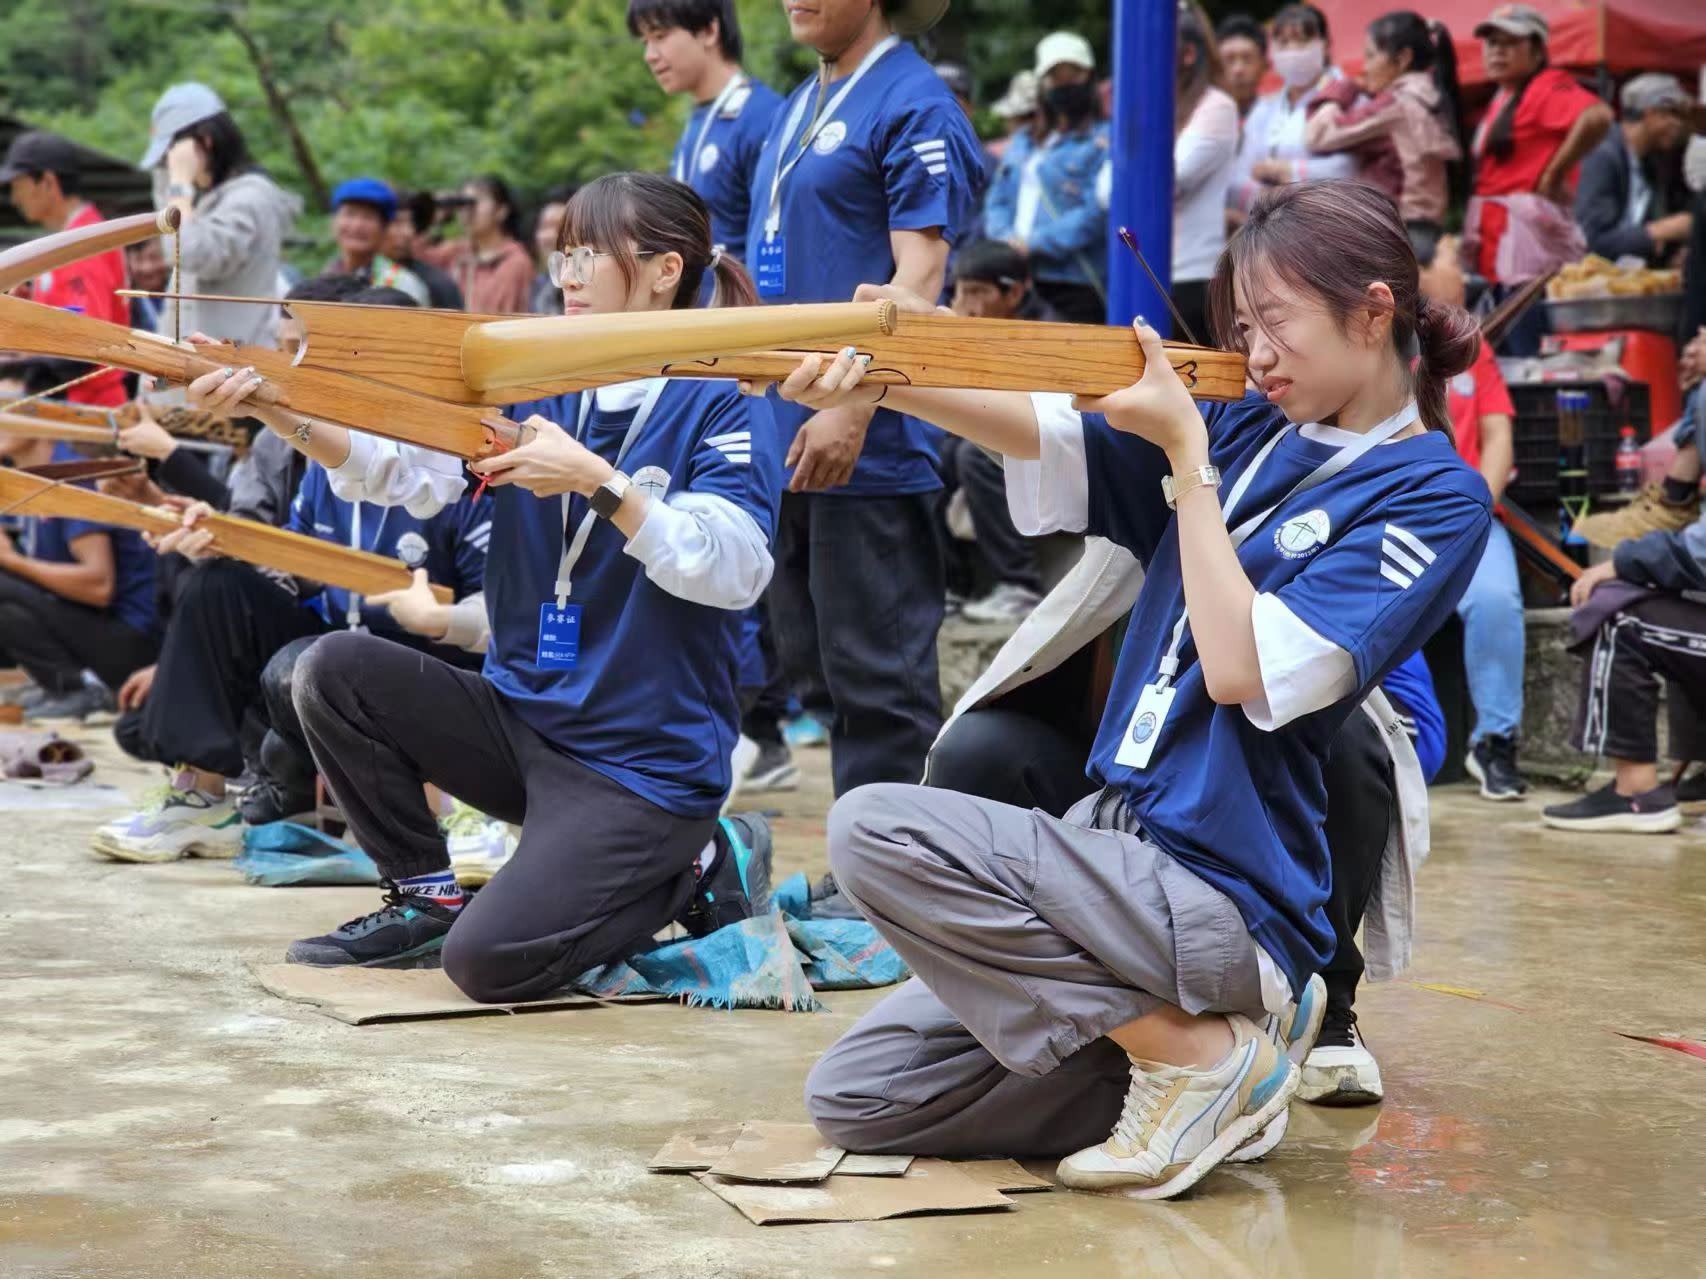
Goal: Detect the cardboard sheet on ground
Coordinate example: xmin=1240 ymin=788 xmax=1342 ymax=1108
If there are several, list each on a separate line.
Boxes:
xmin=251 ymin=964 xmax=662 ymax=1025
xmin=947 ymin=1158 xmax=1054 ymax=1193
xmin=708 ymin=1122 xmax=844 ymax=1183
xmin=694 ymin=1160 xmax=1014 ymax=1225
xmin=649 ymin=1124 xmax=748 ymax=1172
xmin=834 ymin=1153 xmax=915 ymax=1176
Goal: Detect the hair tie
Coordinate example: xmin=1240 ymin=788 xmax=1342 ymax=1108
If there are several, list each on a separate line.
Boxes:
xmin=709 ymin=246 xmax=723 ymax=269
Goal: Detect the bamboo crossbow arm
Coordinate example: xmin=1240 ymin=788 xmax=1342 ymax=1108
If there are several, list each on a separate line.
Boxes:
xmin=0 ymin=465 xmax=453 ymax=602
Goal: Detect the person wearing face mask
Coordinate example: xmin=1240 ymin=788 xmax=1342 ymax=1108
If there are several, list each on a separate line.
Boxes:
xmin=1227 ymin=4 xmax=1358 ymax=216
xmin=1463 ymin=4 xmax=1611 ymax=356
xmin=984 ymin=31 xmax=1109 ymax=325
xmin=141 ymin=83 xmax=301 ymax=347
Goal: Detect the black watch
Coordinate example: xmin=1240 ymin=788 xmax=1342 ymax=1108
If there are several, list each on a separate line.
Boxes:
xmin=589 ymin=472 xmax=631 ymax=519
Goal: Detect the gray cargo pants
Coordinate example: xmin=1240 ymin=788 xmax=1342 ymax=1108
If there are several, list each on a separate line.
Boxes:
xmin=805 ymin=782 xmax=1270 ymax=1158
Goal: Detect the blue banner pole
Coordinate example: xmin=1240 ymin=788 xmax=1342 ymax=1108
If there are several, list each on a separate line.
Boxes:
xmin=1106 ymin=0 xmax=1177 ymax=331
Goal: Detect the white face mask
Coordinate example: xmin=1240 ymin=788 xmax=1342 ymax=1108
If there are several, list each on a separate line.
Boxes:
xmin=1686 ymin=135 xmax=1706 ymax=194
xmin=1272 ymin=41 xmax=1326 ymax=89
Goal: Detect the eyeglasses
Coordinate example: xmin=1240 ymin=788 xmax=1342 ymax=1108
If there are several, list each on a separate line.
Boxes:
xmin=548 ymin=246 xmax=656 ymax=288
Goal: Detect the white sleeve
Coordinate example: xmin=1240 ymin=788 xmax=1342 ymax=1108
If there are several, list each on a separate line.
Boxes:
xmin=1243 ymin=591 xmax=1358 ymax=730
xmin=1003 ymin=392 xmax=1090 ymax=536
xmin=327 ymin=430 xmax=468 ymax=518
xmin=622 ymin=491 xmax=773 ymax=610
xmin=440 ymin=592 xmax=491 ymax=654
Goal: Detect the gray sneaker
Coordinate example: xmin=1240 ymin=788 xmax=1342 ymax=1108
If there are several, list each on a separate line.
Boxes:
xmin=25 ymin=684 xmax=115 ymax=722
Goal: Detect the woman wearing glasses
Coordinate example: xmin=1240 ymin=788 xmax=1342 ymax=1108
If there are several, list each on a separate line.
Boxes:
xmin=184 ymin=173 xmax=782 ymax=996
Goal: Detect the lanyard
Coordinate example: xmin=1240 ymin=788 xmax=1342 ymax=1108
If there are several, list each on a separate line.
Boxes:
xmin=764 ymin=34 xmax=900 ymax=239
xmin=674 ymin=73 xmax=747 ymax=183
xmin=346 ymin=500 xmax=391 ymax=629
xmin=1154 ymin=401 xmax=1419 ymax=689
xmin=553 ymin=379 xmax=667 ymax=606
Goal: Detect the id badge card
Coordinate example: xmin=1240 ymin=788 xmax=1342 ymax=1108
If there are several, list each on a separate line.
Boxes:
xmin=1113 ymin=682 xmax=1178 ymax=771
xmin=755 ymin=235 xmax=786 ymax=298
xmin=537 ymin=602 xmax=583 ymax=669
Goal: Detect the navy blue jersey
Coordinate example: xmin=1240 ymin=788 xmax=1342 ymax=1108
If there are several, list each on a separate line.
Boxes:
xmin=287 ymin=464 xmax=490 ymax=652
xmin=745 ymin=41 xmax=984 ymax=495
xmin=672 ymin=76 xmax=784 ymax=266
xmin=23 ymin=444 xmax=158 ymax=635
xmin=1082 ymin=394 xmax=1491 ymax=994
xmin=483 ymin=380 xmax=781 ymax=816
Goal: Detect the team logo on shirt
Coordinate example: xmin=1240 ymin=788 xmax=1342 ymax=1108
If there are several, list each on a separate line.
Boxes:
xmin=698 ymin=143 xmax=721 ymax=174
xmin=395 ymin=531 xmax=429 ymax=568
xmin=813 ymin=121 xmax=848 ymax=155
xmin=1450 ymin=371 xmax=1476 ymax=398
xmin=1380 ymin=523 xmax=1436 ymax=590
xmin=1274 ymin=509 xmax=1332 ymax=559
xmin=1131 ymin=711 xmax=1158 ymax=745
xmin=631 ymin=465 xmax=672 ymax=497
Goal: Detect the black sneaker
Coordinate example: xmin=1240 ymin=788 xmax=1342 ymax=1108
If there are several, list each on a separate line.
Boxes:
xmin=1465 ymin=734 xmax=1528 ymax=801
xmin=24 ymin=683 xmax=114 ymax=722
xmin=808 ymin=872 xmax=865 ymax=920
xmin=743 ymin=741 xmax=800 ymax=793
xmin=285 ymin=882 xmax=459 ymax=966
xmin=238 ymin=778 xmax=316 ymax=827
xmin=1541 ymin=782 xmax=1682 ymax=834
xmin=677 ymin=814 xmax=773 ymax=938
xmin=1675 ymin=769 xmax=1706 ymax=811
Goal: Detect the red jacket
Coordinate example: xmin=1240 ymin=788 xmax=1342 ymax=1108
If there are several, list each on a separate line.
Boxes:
xmin=20 ymin=204 xmax=129 ymax=406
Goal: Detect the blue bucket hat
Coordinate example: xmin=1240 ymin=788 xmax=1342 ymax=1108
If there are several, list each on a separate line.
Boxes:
xmin=330 ymin=177 xmax=398 ymax=221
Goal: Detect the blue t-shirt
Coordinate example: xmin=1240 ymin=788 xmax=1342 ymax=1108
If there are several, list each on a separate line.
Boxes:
xmin=286 ymin=464 xmax=491 ymax=658
xmin=1081 ymin=395 xmax=1491 ymax=995
xmin=745 ymin=41 xmax=985 ymax=496
xmin=673 ymin=77 xmax=784 ymax=267
xmin=23 ymin=443 xmax=157 ymax=635
xmin=482 ymin=380 xmax=780 ymax=817
xmin=1380 ymin=649 xmax=1445 ymax=782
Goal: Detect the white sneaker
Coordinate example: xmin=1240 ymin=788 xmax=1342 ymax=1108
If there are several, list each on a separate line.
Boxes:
xmin=961 ymin=583 xmax=1043 ymax=625
xmin=723 ymin=734 xmax=762 ymax=814
xmin=1056 ymin=1014 xmax=1299 ymax=1198
xmin=91 ymin=784 xmax=243 ymax=863
xmin=1299 ymin=1022 xmax=1385 ymax=1105
xmin=1227 ymin=972 xmax=1327 ymax=1164
xmin=442 ymin=803 xmax=516 ymax=887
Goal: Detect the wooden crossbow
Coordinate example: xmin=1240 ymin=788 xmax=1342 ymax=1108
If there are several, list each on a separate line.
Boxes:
xmin=0 ymin=210 xmax=1250 ymax=464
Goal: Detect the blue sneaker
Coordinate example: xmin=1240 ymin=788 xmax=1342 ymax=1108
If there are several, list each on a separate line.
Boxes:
xmin=677 ymin=814 xmax=773 ymax=938
xmin=285 ymin=882 xmax=458 ymax=966
xmin=781 ymin=713 xmax=829 ymax=750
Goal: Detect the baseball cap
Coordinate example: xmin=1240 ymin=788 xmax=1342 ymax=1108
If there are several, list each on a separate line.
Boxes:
xmin=1035 ymin=32 xmax=1096 ymax=78
xmin=331 ymin=177 xmax=399 ymax=222
xmin=1473 ymin=4 xmax=1549 ymax=42
xmin=934 ymin=61 xmax=972 ymax=101
xmin=0 ymin=131 xmax=82 ymax=183
xmin=141 ymin=82 xmax=227 ymax=169
xmin=1621 ymin=72 xmax=1691 ymax=116
xmin=888 ymin=0 xmax=948 ymax=37
xmin=992 ymin=70 xmax=1039 ymax=119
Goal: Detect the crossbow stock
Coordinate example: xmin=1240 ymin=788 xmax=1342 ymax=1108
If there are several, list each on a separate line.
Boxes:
xmin=1 ymin=210 xmax=1250 ymax=463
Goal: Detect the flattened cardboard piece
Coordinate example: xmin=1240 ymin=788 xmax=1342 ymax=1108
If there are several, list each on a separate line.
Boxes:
xmin=649 ymin=1124 xmax=745 ymax=1173
xmin=834 ymin=1153 xmax=915 ymax=1177
xmin=251 ymin=963 xmax=661 ymax=1025
xmin=949 ymin=1158 xmax=1055 ymax=1194
xmin=694 ymin=1160 xmax=1014 ymax=1225
xmin=708 ymin=1121 xmax=844 ymax=1183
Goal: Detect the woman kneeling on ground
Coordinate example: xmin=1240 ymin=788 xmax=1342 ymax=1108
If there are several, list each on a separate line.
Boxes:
xmin=771 ymin=180 xmax=1490 ymax=1200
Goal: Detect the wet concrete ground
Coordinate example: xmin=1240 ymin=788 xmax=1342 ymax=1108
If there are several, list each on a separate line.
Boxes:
xmin=4 ymin=729 xmax=1704 ymax=1278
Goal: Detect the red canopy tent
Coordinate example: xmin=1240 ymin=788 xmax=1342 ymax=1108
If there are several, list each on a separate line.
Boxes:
xmin=1317 ymin=0 xmax=1706 ymax=89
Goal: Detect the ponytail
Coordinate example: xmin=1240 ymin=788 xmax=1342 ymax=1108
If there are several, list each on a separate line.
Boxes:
xmin=1426 ymin=21 xmax=1469 ymax=208
xmin=1406 ymin=293 xmax=1480 ymax=439
xmin=708 ymin=248 xmax=759 ymax=309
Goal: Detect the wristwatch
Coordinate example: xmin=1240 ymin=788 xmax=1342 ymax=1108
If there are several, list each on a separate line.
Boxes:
xmin=165 ymin=182 xmax=196 ymax=201
xmin=589 ymin=471 xmax=631 ymax=519
xmin=1162 ymin=464 xmax=1221 ymax=510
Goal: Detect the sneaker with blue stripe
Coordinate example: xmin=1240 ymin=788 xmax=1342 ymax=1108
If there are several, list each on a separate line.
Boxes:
xmin=1056 ymin=1013 xmax=1300 ymax=1198
xmin=677 ymin=813 xmax=773 ymax=938
xmin=285 ymin=882 xmax=458 ymax=967
xmin=1225 ymin=972 xmax=1327 ymax=1163
xmin=91 ymin=782 xmax=243 ymax=863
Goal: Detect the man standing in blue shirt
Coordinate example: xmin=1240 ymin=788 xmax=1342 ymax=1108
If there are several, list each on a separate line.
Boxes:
xmin=630 ymin=0 xmax=782 ymax=266
xmin=745 ymin=0 xmax=984 ymax=795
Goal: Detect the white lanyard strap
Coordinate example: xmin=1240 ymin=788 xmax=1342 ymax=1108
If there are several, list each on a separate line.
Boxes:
xmin=346 ymin=500 xmax=389 ymax=629
xmin=1155 ymin=401 xmax=1419 ymax=686
xmin=674 ymin=73 xmax=747 ymax=183
xmin=764 ymin=34 xmax=900 ymax=239
xmin=554 ymin=379 xmax=667 ymax=606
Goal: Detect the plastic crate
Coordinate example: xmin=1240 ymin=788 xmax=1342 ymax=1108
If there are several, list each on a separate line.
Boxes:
xmin=1505 ymin=380 xmax=1651 ymax=515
